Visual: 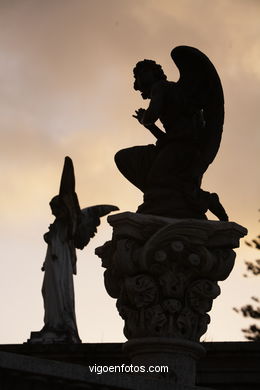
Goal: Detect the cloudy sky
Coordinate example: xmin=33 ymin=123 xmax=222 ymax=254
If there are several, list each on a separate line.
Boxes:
xmin=0 ymin=0 xmax=259 ymax=344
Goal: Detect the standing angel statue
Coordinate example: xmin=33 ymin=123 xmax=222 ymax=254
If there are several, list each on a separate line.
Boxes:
xmin=29 ymin=157 xmax=118 ymax=343
xmin=115 ymin=46 xmax=228 ymax=220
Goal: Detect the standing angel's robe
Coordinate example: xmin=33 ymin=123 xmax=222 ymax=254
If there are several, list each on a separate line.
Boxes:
xmin=41 ymin=217 xmax=80 ymax=342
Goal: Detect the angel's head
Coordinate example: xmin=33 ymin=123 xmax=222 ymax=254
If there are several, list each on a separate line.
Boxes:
xmin=133 ymin=59 xmax=166 ymax=99
xmin=49 ymin=195 xmax=67 ymax=218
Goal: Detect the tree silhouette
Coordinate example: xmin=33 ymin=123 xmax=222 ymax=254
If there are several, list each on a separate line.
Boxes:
xmin=233 ymin=234 xmax=260 ymax=341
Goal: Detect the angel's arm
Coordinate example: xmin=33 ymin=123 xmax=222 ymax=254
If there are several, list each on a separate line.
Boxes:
xmin=142 ymin=82 xmax=165 ymax=126
xmin=145 ymin=123 xmax=165 ymax=140
xmin=133 ymin=110 xmax=165 ymax=140
xmin=133 ymin=83 xmax=166 ymax=140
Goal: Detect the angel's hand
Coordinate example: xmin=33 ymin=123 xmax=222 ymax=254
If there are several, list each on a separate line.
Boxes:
xmin=132 ymin=108 xmax=146 ymax=124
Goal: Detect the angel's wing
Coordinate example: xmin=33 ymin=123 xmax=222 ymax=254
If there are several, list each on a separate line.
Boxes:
xmin=171 ymin=46 xmax=224 ymax=176
xmin=59 ymin=156 xmax=81 ymax=235
xmin=74 ymin=205 xmax=119 ymax=250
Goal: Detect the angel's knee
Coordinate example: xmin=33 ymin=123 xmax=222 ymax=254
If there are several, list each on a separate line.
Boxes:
xmin=114 ymin=149 xmax=123 ymax=169
xmin=114 ymin=148 xmax=130 ymax=173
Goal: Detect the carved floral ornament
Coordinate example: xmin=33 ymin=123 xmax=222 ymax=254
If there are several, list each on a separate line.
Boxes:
xmin=95 ymin=213 xmax=247 ymax=341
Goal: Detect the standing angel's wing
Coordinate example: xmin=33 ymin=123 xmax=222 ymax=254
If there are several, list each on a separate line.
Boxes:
xmin=171 ymin=46 xmax=224 ymax=176
xmin=59 ymin=156 xmax=81 ymax=236
xmin=74 ymin=205 xmax=119 ymax=250
xmin=57 ymin=156 xmax=81 ymax=274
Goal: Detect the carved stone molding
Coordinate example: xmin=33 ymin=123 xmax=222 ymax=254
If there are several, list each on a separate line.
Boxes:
xmin=96 ymin=212 xmax=247 ymax=342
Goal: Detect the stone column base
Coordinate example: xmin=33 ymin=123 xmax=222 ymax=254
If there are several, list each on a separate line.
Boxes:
xmin=124 ymin=337 xmax=205 ymax=386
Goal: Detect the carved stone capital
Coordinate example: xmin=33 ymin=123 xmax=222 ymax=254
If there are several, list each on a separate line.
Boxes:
xmin=96 ymin=212 xmax=247 ymax=342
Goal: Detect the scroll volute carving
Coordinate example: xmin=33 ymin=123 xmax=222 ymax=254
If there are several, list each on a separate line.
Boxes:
xmin=96 ymin=213 xmax=247 ymax=341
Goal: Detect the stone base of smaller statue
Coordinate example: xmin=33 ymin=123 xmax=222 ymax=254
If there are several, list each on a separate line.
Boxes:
xmin=96 ymin=211 xmax=247 ymax=387
xmin=27 ymin=328 xmax=81 ymax=344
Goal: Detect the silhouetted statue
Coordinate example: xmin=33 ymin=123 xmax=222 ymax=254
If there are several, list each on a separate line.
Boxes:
xmin=115 ymin=46 xmax=228 ymax=220
xmin=29 ymin=157 xmax=118 ymax=344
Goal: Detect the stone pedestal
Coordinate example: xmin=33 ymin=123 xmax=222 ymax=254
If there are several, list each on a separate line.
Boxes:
xmin=96 ymin=212 xmax=247 ymax=387
xmin=124 ymin=337 xmax=205 ymax=385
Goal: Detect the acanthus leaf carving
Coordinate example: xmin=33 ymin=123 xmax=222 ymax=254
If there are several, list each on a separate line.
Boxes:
xmin=95 ymin=213 xmax=247 ymax=341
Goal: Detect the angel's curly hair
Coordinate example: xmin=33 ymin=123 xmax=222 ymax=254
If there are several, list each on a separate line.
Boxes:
xmin=133 ymin=60 xmax=167 ymax=82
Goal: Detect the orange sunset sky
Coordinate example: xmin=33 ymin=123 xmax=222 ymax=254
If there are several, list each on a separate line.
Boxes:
xmin=0 ymin=0 xmax=259 ymax=343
